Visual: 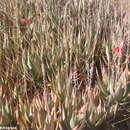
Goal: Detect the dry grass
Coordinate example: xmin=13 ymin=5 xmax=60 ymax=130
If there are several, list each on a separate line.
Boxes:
xmin=0 ymin=0 xmax=129 ymax=130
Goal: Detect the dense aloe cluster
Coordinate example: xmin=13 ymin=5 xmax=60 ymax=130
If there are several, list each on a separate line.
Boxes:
xmin=0 ymin=0 xmax=129 ymax=129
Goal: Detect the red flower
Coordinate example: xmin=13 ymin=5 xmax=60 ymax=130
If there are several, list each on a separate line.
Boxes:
xmin=114 ymin=46 xmax=120 ymax=56
xmin=114 ymin=46 xmax=126 ymax=56
xmin=121 ymin=48 xmax=123 ymax=56
xmin=24 ymin=18 xmax=30 ymax=25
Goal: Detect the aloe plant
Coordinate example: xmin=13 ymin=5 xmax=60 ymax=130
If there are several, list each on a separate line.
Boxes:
xmin=0 ymin=0 xmax=129 ymax=130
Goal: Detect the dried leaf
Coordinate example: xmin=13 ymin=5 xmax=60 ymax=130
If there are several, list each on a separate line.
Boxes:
xmin=95 ymin=113 xmax=107 ymax=127
xmin=44 ymin=123 xmax=51 ymax=130
xmin=70 ymin=114 xmax=75 ymax=129
xmin=78 ymin=103 xmax=88 ymax=120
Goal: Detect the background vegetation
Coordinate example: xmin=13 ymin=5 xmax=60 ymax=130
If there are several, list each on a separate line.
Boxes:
xmin=0 ymin=0 xmax=129 ymax=129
